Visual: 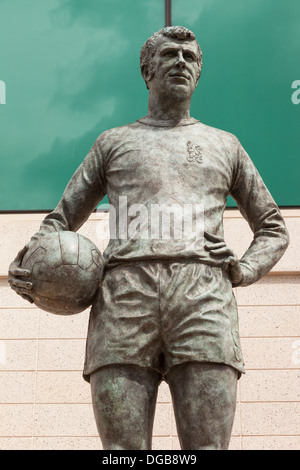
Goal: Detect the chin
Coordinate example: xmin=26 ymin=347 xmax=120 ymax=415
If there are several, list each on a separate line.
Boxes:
xmin=167 ymin=85 xmax=192 ymax=99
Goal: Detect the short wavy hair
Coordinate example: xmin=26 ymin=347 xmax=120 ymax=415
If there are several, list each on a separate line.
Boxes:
xmin=140 ymin=26 xmax=203 ymax=89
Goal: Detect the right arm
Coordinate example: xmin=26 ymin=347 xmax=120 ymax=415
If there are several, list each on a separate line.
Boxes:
xmin=8 ymin=140 xmax=107 ymax=301
xmin=31 ymin=141 xmax=107 ymax=241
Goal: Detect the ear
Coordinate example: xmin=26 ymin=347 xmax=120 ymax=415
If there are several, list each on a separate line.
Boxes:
xmin=141 ymin=64 xmax=151 ymax=84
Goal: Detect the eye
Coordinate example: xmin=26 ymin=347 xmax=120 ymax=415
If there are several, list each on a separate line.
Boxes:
xmin=162 ymin=50 xmax=177 ymax=58
xmin=184 ymin=53 xmax=195 ymax=62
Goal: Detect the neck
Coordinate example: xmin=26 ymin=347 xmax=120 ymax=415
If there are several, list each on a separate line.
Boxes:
xmin=147 ymin=90 xmax=191 ymax=121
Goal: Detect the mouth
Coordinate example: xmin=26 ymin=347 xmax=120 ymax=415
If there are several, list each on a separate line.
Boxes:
xmin=169 ymin=73 xmax=190 ymax=81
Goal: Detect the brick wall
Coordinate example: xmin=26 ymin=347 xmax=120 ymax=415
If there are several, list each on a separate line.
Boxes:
xmin=0 ymin=210 xmax=299 ymax=450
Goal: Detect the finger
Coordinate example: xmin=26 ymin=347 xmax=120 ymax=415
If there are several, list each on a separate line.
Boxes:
xmin=207 ymin=247 xmax=234 ymax=257
xmin=8 ymin=278 xmax=32 ymax=290
xmin=204 ymin=232 xmax=225 ymax=243
xmin=204 ymin=242 xmax=226 ymax=251
xmin=21 ymin=294 xmax=34 ymax=304
xmin=8 ymin=266 xmax=31 ymax=277
xmin=10 ymin=283 xmax=31 ymax=294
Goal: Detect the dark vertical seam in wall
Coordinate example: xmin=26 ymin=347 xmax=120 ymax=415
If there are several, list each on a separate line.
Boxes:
xmin=165 ymin=0 xmax=172 ymax=27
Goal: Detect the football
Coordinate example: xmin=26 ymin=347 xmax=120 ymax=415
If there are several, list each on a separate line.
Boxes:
xmin=21 ymin=231 xmax=104 ymax=315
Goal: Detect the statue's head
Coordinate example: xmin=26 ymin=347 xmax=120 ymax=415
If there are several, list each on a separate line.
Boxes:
xmin=140 ymin=26 xmax=202 ymax=95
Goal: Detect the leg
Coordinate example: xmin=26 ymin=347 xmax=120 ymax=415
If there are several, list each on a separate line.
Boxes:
xmin=166 ymin=362 xmax=238 ymax=450
xmin=90 ymin=364 xmax=161 ymax=450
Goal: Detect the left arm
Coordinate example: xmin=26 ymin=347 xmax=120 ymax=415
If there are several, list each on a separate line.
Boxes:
xmin=229 ymin=139 xmax=289 ymax=286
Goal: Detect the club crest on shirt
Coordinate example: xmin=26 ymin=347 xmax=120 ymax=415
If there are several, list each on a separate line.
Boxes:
xmin=186 ymin=141 xmax=203 ymax=163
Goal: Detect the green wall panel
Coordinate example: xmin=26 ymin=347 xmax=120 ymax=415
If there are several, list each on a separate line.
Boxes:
xmin=173 ymin=0 xmax=300 ymax=207
xmin=0 ymin=0 xmax=163 ymax=210
xmin=0 ymin=0 xmax=299 ymax=210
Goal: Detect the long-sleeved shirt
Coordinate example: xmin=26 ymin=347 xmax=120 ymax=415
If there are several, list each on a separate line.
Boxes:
xmin=29 ymin=117 xmax=289 ymax=286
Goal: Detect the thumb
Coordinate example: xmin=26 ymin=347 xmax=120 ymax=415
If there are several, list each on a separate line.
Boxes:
xmin=14 ymin=244 xmax=30 ymax=266
xmin=225 ymin=257 xmax=243 ymax=285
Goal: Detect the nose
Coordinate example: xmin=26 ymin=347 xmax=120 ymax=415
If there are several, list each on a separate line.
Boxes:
xmin=175 ymin=51 xmax=186 ymax=68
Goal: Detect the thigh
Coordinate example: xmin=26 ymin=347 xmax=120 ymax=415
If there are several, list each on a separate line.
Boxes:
xmin=90 ymin=364 xmax=161 ymax=450
xmin=84 ymin=263 xmax=163 ymax=380
xmin=166 ymin=362 xmax=238 ymax=450
xmin=162 ymin=263 xmax=244 ymax=377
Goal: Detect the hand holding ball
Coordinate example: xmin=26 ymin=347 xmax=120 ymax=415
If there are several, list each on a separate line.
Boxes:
xmin=20 ymin=231 xmax=104 ymax=315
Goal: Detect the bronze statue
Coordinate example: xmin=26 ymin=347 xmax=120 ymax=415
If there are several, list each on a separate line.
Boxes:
xmin=8 ymin=26 xmax=289 ymax=450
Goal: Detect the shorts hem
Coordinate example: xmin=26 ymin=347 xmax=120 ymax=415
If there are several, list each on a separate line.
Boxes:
xmin=82 ymin=361 xmax=164 ymax=383
xmin=83 ymin=358 xmax=245 ymax=383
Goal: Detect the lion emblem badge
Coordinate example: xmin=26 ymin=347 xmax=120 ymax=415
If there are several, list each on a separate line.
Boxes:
xmin=186 ymin=141 xmax=203 ymax=163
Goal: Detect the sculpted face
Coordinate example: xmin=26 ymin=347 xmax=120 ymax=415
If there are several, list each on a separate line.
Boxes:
xmin=146 ymin=34 xmax=201 ymax=99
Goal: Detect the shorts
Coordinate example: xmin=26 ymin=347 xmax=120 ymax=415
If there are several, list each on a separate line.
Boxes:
xmin=83 ymin=260 xmax=245 ymax=382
